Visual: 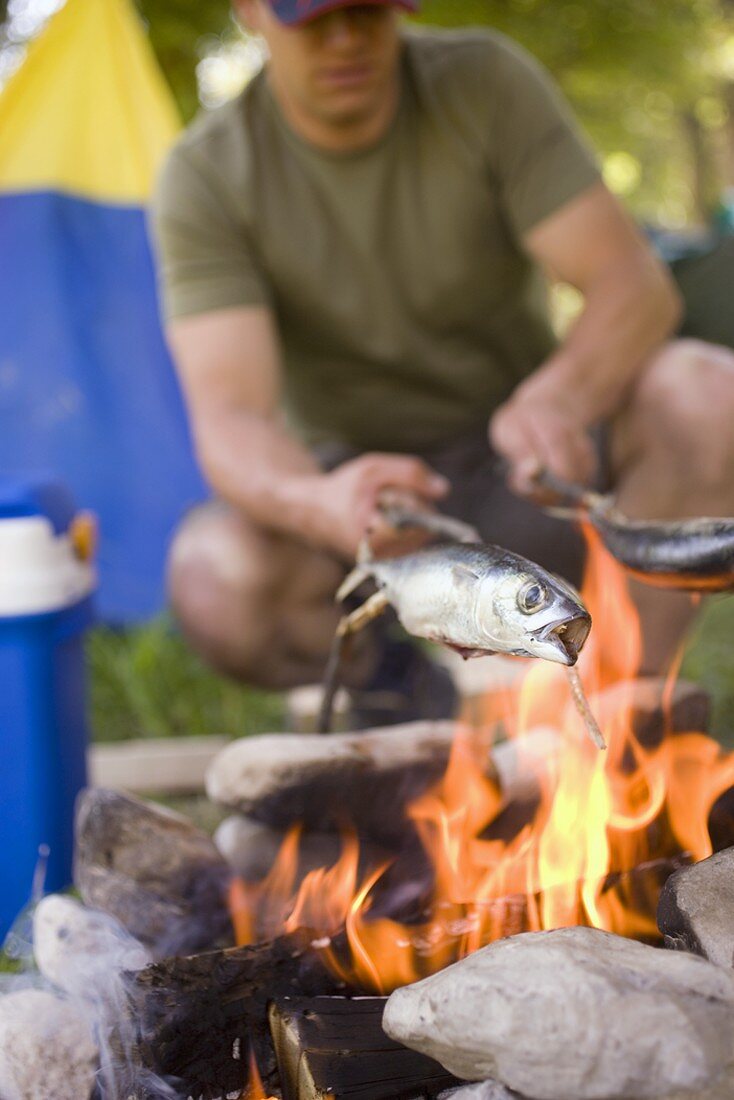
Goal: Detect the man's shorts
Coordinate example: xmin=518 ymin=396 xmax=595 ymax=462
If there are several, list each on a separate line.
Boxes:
xmin=315 ymin=430 xmax=610 ymax=590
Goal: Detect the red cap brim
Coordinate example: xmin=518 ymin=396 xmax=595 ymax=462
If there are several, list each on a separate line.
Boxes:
xmin=270 ymin=0 xmax=419 ymax=28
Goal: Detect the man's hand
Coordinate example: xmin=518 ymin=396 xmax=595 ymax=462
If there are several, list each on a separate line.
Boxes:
xmin=489 ymin=384 xmax=598 ymax=495
xmin=490 ymin=181 xmax=681 ymax=499
xmin=302 ymin=453 xmax=449 ymax=560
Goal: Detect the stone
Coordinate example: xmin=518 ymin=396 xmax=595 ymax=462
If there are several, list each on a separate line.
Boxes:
xmin=214 ymin=815 xmax=388 ymax=882
xmin=658 ymin=846 xmax=734 ymax=968
xmin=74 ymin=788 xmax=233 ymax=956
xmin=439 ymin=1084 xmax=526 ymax=1100
xmin=383 ymin=926 xmax=734 ymax=1100
xmin=0 ymin=989 xmax=97 ymax=1100
xmin=206 ymin=722 xmax=562 ymax=846
xmin=438 ymin=1081 xmax=734 ymax=1100
xmin=592 ymin=676 xmax=710 ymax=749
xmin=33 ymin=894 xmax=150 ymax=1000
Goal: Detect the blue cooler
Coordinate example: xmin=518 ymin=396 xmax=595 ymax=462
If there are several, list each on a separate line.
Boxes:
xmin=0 ymin=477 xmax=96 ymax=937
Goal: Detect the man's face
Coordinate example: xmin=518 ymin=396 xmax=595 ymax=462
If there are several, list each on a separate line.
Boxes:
xmin=235 ymin=1 xmax=402 ymax=130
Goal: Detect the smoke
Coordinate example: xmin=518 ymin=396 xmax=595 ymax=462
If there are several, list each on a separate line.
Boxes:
xmin=1 ymin=890 xmax=185 ymax=1100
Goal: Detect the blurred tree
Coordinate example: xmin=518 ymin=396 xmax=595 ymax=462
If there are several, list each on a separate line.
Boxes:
xmin=136 ymin=0 xmax=233 ymax=120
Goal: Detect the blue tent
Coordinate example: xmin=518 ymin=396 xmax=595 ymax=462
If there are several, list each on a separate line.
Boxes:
xmin=0 ymin=0 xmax=207 ymax=622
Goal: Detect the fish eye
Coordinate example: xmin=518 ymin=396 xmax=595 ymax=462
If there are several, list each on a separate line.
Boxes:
xmin=517 ymin=579 xmax=547 ymax=615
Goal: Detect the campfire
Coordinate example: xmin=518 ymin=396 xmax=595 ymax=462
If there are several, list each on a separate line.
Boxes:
xmin=7 ymin=529 xmax=734 ymax=1100
xmin=228 ymin=525 xmax=734 ymax=979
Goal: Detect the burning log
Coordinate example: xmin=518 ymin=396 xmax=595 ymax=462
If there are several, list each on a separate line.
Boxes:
xmin=74 ymin=789 xmax=233 ymax=958
xmin=125 ymin=929 xmax=351 ymax=1098
xmin=269 ymin=995 xmax=459 ymax=1099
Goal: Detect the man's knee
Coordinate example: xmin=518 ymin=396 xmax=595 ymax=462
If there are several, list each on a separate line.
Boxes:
xmin=622 ymin=339 xmax=734 ymax=480
xmin=632 ymin=339 xmax=734 ymax=431
xmin=169 ymin=502 xmax=272 ymax=612
xmin=166 ymin=502 xmax=343 ymax=688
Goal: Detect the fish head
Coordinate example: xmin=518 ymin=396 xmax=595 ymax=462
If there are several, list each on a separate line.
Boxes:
xmin=478 ymin=566 xmax=591 ymax=665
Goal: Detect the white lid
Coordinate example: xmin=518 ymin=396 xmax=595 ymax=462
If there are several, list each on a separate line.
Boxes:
xmin=0 ymin=516 xmax=96 ymax=616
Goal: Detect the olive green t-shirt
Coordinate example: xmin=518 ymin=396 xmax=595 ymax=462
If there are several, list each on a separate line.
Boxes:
xmin=152 ymin=27 xmax=600 ymax=453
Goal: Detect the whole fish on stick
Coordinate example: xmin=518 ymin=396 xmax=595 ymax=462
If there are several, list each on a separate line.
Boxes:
xmin=534 ymin=469 xmax=734 ymax=591
xmin=318 ymin=503 xmax=604 ymax=748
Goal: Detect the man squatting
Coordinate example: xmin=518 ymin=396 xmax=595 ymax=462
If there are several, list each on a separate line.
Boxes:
xmin=152 ymin=0 xmax=734 ymax=723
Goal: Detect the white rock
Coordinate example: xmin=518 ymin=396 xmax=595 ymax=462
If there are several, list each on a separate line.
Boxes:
xmin=206 ymin=722 xmax=562 ymax=844
xmin=383 ymin=926 xmax=734 ymax=1100
xmin=214 ymin=815 xmax=284 ymax=879
xmin=33 ymin=894 xmax=150 ymax=1000
xmin=0 ymin=989 xmax=97 ymax=1100
xmin=658 ymin=847 xmax=734 ymax=969
xmin=214 ymin=815 xmax=389 ymax=883
xmin=439 ymin=1084 xmax=524 ymax=1100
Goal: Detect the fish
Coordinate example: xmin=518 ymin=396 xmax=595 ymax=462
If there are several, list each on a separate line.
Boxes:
xmin=339 ymin=541 xmax=593 ymax=666
xmin=318 ymin=506 xmax=604 ymax=748
xmin=534 ymin=470 xmax=734 ymax=592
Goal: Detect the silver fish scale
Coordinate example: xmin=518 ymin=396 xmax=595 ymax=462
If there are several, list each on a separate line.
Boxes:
xmin=367 ymin=542 xmax=566 ymax=653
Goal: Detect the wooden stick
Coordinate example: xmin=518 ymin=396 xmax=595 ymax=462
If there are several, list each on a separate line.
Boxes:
xmin=269 ymin=995 xmax=459 ymax=1100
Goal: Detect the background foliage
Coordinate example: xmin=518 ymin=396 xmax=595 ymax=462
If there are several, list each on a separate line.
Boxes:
xmin=133 ymin=0 xmax=734 ymax=225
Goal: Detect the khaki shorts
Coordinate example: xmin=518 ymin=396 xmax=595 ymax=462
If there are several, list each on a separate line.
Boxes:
xmin=315 ymin=431 xmax=610 ymax=589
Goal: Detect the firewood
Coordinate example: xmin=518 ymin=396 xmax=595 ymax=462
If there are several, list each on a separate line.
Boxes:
xmin=269 ymin=996 xmax=459 ymax=1100
xmin=124 ymin=929 xmax=352 ymax=1099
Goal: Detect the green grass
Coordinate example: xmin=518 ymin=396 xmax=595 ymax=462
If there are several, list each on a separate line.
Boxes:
xmin=87 ymin=616 xmax=284 ymax=744
xmin=681 ymin=596 xmax=734 ymax=748
xmin=0 ymin=953 xmax=20 ymax=973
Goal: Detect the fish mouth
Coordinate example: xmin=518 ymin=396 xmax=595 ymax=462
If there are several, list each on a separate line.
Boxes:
xmin=533 ymin=612 xmax=592 ymax=666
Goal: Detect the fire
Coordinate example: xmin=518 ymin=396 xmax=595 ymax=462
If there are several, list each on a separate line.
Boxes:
xmin=229 ymin=526 xmax=734 ymax=993
xmin=245 ymin=1051 xmax=277 ymax=1100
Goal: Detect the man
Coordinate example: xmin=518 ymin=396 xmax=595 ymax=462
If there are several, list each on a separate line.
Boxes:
xmin=152 ymin=0 xmax=734 ymax=718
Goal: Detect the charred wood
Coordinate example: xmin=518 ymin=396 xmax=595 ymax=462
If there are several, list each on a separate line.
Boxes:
xmin=269 ymin=996 xmax=459 ymax=1100
xmin=124 ymin=929 xmax=353 ymax=1099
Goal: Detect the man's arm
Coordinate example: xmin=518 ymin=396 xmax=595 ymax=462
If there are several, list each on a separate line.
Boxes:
xmin=490 ymin=181 xmax=683 ymax=490
xmin=167 ymin=305 xmax=448 ymax=560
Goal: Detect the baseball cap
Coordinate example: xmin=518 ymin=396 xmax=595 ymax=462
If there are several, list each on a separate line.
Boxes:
xmin=268 ymin=0 xmax=419 ymax=27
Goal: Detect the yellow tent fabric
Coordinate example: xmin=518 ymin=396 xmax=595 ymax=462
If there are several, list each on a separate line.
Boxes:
xmin=0 ymin=0 xmax=180 ymax=204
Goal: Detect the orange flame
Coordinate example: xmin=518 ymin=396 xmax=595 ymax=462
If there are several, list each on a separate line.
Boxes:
xmin=245 ymin=1051 xmax=276 ymax=1100
xmin=229 ymin=528 xmax=734 ymax=992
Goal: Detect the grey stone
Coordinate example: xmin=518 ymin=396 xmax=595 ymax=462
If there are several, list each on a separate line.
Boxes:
xmin=0 ymin=989 xmax=98 ymax=1100
xmin=74 ymin=788 xmax=232 ymax=956
xmin=33 ymin=894 xmax=150 ymax=1000
xmin=439 ymin=1084 xmax=526 ymax=1100
xmin=383 ymin=926 xmax=734 ymax=1100
xmin=214 ymin=815 xmax=388 ymax=882
xmin=438 ymin=1081 xmax=734 ymax=1100
xmin=658 ymin=846 xmax=734 ymax=968
xmin=206 ymin=722 xmax=562 ymax=845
